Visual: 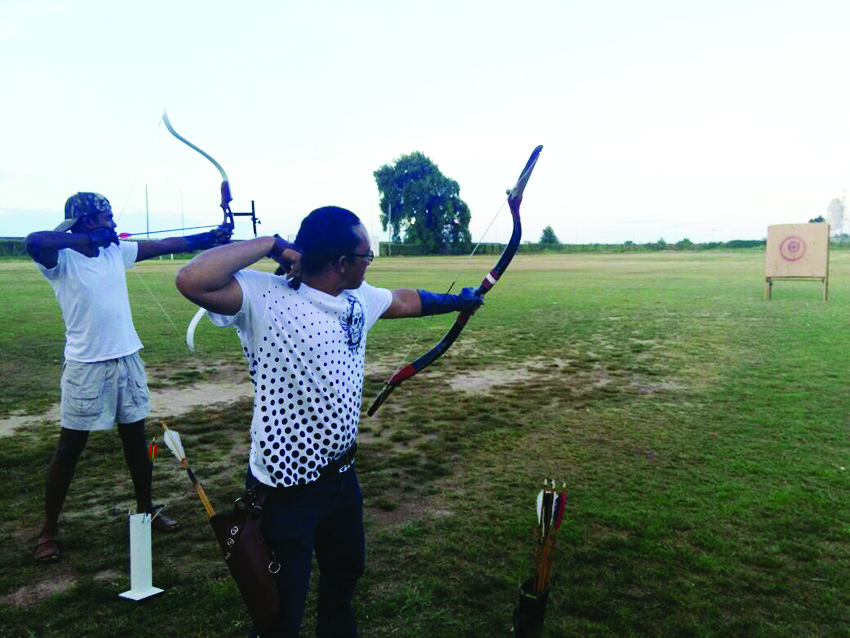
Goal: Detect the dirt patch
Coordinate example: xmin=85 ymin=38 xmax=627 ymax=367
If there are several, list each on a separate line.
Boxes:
xmin=446 ymin=357 xmax=602 ymax=395
xmin=0 ymin=571 xmax=76 ymax=607
xmin=0 ymin=367 xmax=256 ymax=438
xmin=630 ymin=379 xmax=685 ymax=394
xmin=92 ymin=570 xmax=123 ymax=583
xmin=365 ymin=497 xmax=455 ymax=529
xmin=0 ymin=361 xmax=403 ymax=438
xmin=447 ymin=367 xmax=536 ymax=393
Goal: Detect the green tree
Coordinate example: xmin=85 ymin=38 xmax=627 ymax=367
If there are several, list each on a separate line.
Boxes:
xmin=373 ymin=152 xmax=471 ymax=254
xmin=539 ymin=225 xmax=561 ymax=246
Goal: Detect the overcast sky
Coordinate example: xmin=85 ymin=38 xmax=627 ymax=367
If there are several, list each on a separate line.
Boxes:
xmin=2 ymin=0 xmax=848 ymax=245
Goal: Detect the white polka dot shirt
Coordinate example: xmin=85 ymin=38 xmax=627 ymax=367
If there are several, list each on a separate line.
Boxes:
xmin=209 ymin=270 xmax=392 ymax=487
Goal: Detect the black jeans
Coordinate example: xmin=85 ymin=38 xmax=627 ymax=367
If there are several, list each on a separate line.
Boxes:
xmin=248 ymin=468 xmax=365 ymax=638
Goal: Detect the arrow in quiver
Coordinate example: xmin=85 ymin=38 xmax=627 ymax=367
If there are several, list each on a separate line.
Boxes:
xmin=513 ymin=480 xmax=566 ymax=637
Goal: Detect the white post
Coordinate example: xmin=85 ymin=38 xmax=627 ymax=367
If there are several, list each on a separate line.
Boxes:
xmin=119 ymin=513 xmax=164 ymax=600
xmin=145 ymin=185 xmax=150 ymax=240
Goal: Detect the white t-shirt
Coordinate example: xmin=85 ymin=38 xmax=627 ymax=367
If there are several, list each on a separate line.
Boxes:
xmin=37 ymin=242 xmax=144 ymax=363
xmin=209 ymin=270 xmax=392 ymax=488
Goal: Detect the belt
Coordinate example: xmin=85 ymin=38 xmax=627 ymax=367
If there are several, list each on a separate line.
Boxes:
xmin=318 ymin=443 xmax=357 ymax=478
xmin=270 ymin=443 xmax=358 ymax=493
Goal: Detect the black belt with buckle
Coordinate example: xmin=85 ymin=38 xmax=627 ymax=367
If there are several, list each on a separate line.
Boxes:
xmin=269 ymin=444 xmax=358 ymax=492
xmin=317 ymin=443 xmax=357 ymax=479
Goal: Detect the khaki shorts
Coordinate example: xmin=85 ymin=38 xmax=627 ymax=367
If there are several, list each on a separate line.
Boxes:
xmin=60 ymin=352 xmax=151 ymax=431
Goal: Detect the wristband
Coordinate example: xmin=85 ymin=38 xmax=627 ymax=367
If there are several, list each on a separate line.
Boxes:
xmin=268 ymin=234 xmax=299 ymax=260
xmin=268 ymin=234 xmax=296 ymax=257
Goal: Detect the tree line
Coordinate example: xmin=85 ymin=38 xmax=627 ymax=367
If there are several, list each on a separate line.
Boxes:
xmin=372 ymin=154 xmax=773 ymax=255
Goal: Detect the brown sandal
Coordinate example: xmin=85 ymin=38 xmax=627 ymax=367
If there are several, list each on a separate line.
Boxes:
xmin=35 ymin=535 xmax=62 ymax=563
xmin=149 ymin=505 xmax=179 ymax=532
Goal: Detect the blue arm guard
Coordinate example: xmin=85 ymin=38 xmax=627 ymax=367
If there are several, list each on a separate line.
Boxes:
xmin=418 ymin=288 xmax=484 ymax=317
xmin=184 ymin=224 xmax=233 ymax=252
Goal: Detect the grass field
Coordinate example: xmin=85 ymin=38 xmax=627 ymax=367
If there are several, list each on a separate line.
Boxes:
xmin=1 ymin=250 xmax=849 ymax=637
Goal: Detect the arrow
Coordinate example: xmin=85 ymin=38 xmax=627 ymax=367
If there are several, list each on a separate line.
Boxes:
xmin=118 ymin=224 xmax=221 ymax=239
xmin=161 ymin=422 xmax=215 ymax=517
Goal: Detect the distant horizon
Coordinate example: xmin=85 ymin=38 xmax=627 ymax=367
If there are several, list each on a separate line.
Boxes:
xmin=0 ymin=234 xmax=786 ymax=246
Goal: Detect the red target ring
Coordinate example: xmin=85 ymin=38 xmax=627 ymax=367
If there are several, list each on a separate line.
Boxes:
xmin=779 ymin=236 xmax=806 ymax=261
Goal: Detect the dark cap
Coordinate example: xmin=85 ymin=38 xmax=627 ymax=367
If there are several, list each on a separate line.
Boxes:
xmin=55 ymin=192 xmax=112 ymax=232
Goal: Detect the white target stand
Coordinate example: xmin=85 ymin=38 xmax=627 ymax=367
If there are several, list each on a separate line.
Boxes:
xmin=119 ymin=513 xmax=164 ymax=600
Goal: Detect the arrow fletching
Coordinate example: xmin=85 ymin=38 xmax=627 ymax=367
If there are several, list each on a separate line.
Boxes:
xmin=536 ymin=488 xmax=544 ymax=525
xmin=161 ymin=421 xmax=214 ymax=517
xmin=162 ymin=423 xmax=187 ymax=464
xmin=554 ymin=488 xmax=566 ymax=531
xmin=543 ymin=489 xmax=554 ymax=537
xmin=529 ymin=478 xmax=567 ymax=595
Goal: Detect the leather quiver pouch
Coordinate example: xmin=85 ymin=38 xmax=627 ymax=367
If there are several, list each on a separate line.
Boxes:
xmin=208 ymin=486 xmax=280 ymax=635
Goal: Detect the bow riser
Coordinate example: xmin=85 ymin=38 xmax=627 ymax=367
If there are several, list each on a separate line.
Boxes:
xmin=220 ymin=182 xmax=234 ymax=219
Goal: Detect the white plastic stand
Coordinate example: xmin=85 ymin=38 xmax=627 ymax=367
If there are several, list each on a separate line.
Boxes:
xmin=119 ymin=513 xmax=164 ymax=600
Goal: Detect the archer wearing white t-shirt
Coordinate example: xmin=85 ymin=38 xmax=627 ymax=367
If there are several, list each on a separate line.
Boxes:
xmin=176 ymin=206 xmax=484 ymax=638
xmin=26 ymin=191 xmax=232 ymax=564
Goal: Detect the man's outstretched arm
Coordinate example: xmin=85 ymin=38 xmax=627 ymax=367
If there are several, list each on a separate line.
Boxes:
xmin=381 ymin=288 xmax=483 ymax=319
xmin=136 ymin=223 xmax=233 ymax=262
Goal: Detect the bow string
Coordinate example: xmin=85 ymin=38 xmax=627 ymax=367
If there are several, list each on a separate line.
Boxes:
xmin=367 ymin=144 xmax=543 ymax=416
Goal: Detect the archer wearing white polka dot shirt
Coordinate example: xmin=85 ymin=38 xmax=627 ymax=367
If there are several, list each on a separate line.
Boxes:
xmin=176 ymin=206 xmax=483 ymax=637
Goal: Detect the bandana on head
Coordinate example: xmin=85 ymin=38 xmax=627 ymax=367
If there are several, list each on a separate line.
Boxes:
xmin=55 ymin=192 xmax=112 ymax=232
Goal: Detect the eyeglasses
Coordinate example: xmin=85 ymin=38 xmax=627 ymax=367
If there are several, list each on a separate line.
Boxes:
xmin=349 ymin=250 xmax=374 ymax=262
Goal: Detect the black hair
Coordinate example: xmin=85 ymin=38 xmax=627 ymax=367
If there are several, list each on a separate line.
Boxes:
xmin=294 ymin=206 xmax=362 ymax=275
